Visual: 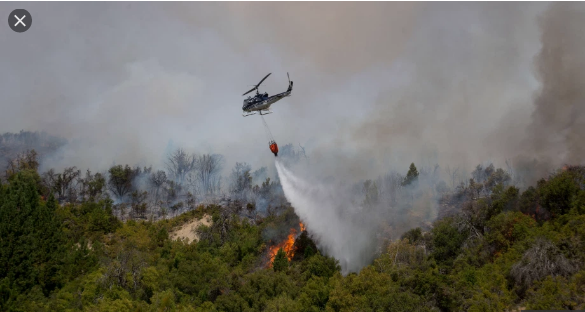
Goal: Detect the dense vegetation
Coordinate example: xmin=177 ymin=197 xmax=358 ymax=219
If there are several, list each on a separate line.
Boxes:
xmin=1 ymin=139 xmax=584 ymax=310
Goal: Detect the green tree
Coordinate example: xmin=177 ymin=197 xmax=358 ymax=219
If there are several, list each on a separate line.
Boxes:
xmin=80 ymin=199 xmax=121 ymax=236
xmin=273 ymin=248 xmax=288 ymax=272
xmin=292 ymin=231 xmax=318 ymax=261
xmin=107 ymin=165 xmax=139 ymax=199
xmin=518 ymin=185 xmax=547 ymax=221
xmin=0 ymin=170 xmax=65 ymax=297
xmin=401 ymin=227 xmax=423 ymax=244
xmin=304 ymin=245 xmax=316 ymax=259
xmin=402 ymin=163 xmax=419 ymax=186
xmin=302 ymin=253 xmax=340 ymax=279
xmin=265 ymin=293 xmax=301 ymax=312
xmin=487 ymin=185 xmax=519 ymax=220
xmin=539 ymin=170 xmax=581 ymax=217
xmin=79 ymin=170 xmax=106 ymax=202
xmin=430 ymin=217 xmax=468 ymax=268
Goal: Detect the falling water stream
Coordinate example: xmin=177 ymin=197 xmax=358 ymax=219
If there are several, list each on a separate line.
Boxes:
xmin=275 ymin=159 xmax=377 ymax=274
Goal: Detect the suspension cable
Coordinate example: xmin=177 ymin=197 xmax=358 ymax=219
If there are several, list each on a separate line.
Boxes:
xmin=260 ymin=114 xmax=275 ymax=142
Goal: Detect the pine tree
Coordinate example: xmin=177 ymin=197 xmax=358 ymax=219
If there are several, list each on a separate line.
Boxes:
xmin=0 ymin=170 xmax=65 ymax=296
xmin=304 ymin=245 xmax=315 ymax=259
xmin=273 ymin=248 xmax=288 ymax=272
xmin=292 ymin=231 xmax=318 ymax=261
xmin=402 ymin=163 xmax=419 ymax=186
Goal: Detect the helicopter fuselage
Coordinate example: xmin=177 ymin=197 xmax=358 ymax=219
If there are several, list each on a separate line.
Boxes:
xmin=243 ymin=91 xmax=290 ymax=111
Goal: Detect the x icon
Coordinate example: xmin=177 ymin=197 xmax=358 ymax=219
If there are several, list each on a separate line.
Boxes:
xmin=9 ymin=9 xmax=32 ymax=32
xmin=14 ymin=15 xmax=26 ymax=27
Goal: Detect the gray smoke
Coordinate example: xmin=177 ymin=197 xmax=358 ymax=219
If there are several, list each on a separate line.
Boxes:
xmin=3 ymin=2 xmax=580 ymax=177
xmin=524 ymin=2 xmax=585 ymax=167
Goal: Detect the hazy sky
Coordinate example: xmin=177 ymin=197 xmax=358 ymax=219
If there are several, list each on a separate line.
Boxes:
xmin=1 ymin=2 xmax=583 ymax=179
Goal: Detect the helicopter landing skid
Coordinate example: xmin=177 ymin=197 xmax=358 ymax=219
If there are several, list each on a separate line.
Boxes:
xmin=242 ymin=110 xmax=272 ymax=117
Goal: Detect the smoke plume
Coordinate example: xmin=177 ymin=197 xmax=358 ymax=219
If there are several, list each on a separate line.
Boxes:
xmin=524 ymin=2 xmax=585 ymax=167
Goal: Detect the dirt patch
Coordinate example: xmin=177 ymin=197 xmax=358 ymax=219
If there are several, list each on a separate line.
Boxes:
xmin=170 ymin=215 xmax=212 ymax=244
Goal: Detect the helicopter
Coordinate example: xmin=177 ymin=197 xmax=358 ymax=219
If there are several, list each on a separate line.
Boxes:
xmin=242 ymin=72 xmax=293 ymax=117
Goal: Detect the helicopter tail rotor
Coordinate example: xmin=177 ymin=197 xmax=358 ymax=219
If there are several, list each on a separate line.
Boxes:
xmin=287 ymin=72 xmax=293 ymax=93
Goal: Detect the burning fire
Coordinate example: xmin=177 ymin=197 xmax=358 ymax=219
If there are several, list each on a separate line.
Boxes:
xmin=268 ymin=222 xmax=305 ymax=267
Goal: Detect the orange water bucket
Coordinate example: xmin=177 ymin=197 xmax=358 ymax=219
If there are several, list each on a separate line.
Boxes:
xmin=269 ymin=141 xmax=278 ymax=156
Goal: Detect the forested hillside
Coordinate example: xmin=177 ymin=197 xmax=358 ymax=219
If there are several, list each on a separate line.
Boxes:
xmin=1 ymin=144 xmax=584 ymax=311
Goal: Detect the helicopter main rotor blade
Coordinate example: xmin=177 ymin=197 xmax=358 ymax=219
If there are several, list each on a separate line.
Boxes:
xmin=242 ymin=73 xmax=271 ymax=96
xmin=243 ymin=87 xmax=257 ymax=96
xmin=287 ymin=72 xmax=290 ymax=84
xmin=257 ymin=73 xmax=271 ymax=87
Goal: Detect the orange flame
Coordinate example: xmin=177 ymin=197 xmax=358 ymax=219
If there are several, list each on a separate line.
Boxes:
xmin=268 ymin=222 xmax=304 ymax=267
